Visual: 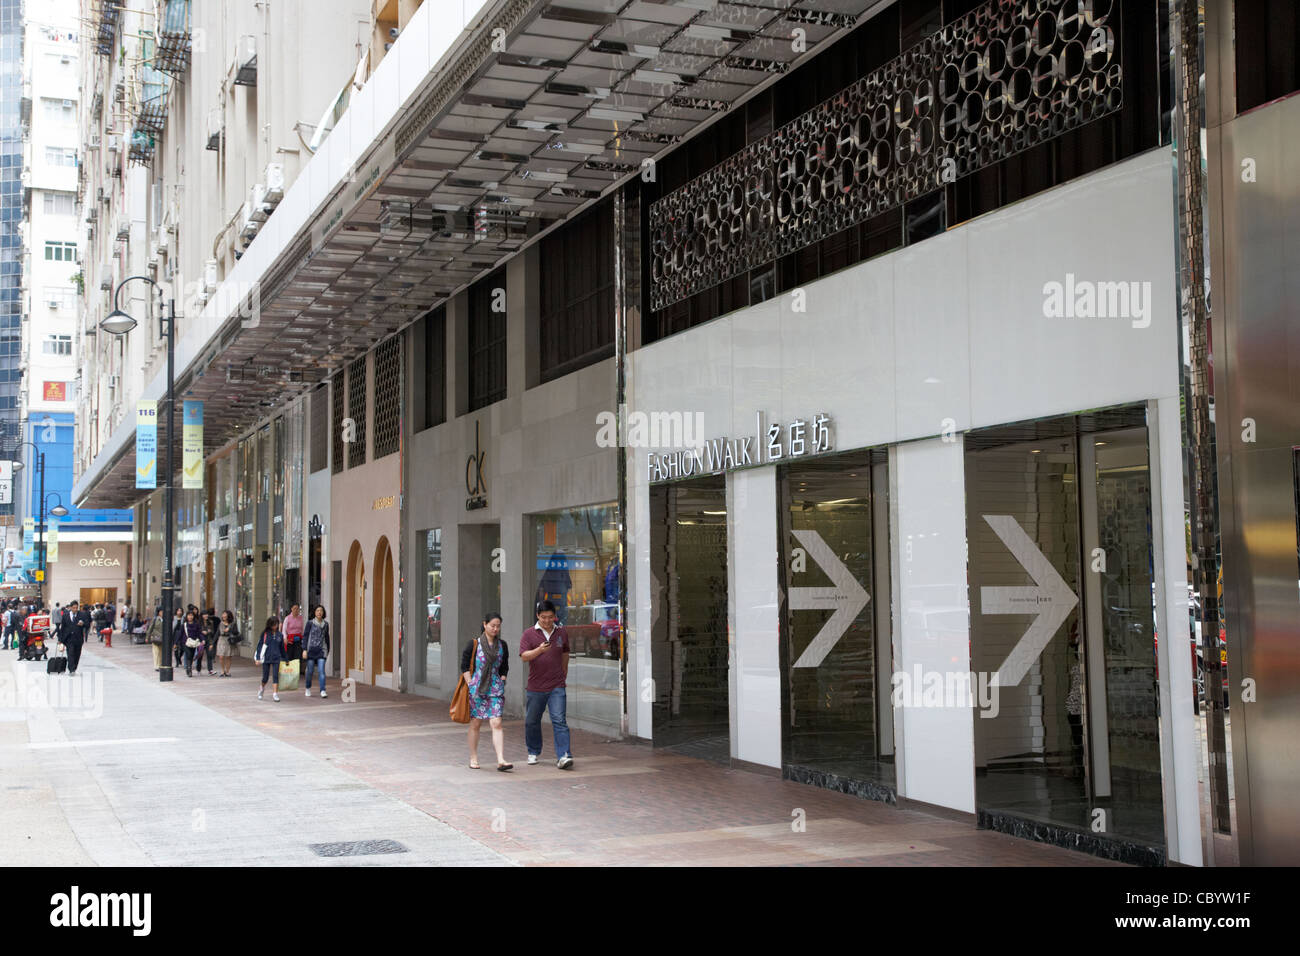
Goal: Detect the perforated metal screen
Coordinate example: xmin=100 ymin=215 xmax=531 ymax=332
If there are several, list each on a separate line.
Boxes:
xmin=373 ymin=335 xmax=402 ymax=460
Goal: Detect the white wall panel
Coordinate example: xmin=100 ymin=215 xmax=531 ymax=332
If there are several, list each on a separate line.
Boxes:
xmin=893 ymin=437 xmax=975 ymax=812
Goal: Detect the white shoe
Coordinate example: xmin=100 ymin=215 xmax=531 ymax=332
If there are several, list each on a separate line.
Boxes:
xmin=258 ymin=690 xmax=263 ymax=700
xmin=320 ymin=691 xmax=326 ymax=698
xmin=557 ymin=755 xmax=574 ymax=770
xmin=526 ymin=754 xmax=538 ymax=765
xmin=306 ymin=689 xmax=311 ymax=697
xmin=272 ymin=693 xmax=280 ymax=702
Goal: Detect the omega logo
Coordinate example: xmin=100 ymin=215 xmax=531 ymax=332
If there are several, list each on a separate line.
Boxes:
xmin=79 ymin=547 xmax=122 ymax=568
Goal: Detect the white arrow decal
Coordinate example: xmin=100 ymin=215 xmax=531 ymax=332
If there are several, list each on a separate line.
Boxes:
xmin=790 ymin=529 xmax=870 ymax=668
xmin=980 ymin=514 xmax=1079 ymax=687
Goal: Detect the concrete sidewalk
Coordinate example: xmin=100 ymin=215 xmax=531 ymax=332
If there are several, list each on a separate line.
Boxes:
xmin=84 ymin=637 xmax=1120 ymax=867
xmin=0 ymin=646 xmax=509 ymax=867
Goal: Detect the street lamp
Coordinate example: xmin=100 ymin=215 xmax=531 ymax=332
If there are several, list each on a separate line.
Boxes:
xmin=101 ymin=276 xmax=176 ymax=683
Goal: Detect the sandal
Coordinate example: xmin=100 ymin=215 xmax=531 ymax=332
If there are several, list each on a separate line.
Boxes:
xmin=468 ymin=761 xmax=481 ymax=770
xmin=497 ymin=763 xmax=513 ymax=772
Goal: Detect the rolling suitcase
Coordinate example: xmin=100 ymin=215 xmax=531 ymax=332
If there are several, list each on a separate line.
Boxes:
xmin=47 ymin=642 xmax=67 ymax=674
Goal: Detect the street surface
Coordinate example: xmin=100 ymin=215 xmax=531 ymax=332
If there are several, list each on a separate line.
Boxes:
xmin=1 ymin=640 xmax=1120 ymax=866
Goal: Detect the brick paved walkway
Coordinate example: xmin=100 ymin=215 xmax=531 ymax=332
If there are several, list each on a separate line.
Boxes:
xmin=104 ymin=639 xmax=1118 ymax=866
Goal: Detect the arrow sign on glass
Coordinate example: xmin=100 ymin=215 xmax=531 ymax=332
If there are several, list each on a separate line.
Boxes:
xmin=790 ymin=529 xmax=870 ymax=668
xmin=980 ymin=514 xmax=1079 ymax=687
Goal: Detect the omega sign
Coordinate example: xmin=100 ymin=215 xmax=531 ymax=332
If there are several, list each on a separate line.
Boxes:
xmin=465 ymin=420 xmax=487 ymax=511
xmin=79 ymin=547 xmax=121 ymax=568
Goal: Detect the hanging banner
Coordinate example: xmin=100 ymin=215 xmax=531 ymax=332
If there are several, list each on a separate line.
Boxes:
xmin=21 ymin=518 xmax=34 ymax=569
xmin=183 ymin=401 xmax=204 ymax=489
xmin=136 ymin=400 xmax=158 ymax=489
xmin=46 ymin=519 xmax=58 ymax=563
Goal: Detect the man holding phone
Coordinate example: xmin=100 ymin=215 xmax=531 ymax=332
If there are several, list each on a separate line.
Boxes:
xmin=518 ymin=600 xmax=573 ymax=769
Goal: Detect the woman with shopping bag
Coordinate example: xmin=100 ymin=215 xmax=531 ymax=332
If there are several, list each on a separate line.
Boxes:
xmin=459 ymin=611 xmax=512 ymax=772
xmin=255 ymin=617 xmax=285 ymax=702
xmin=145 ymin=608 xmax=165 ymax=671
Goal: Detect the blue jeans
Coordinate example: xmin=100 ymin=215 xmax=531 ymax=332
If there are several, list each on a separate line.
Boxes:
xmin=524 ymin=687 xmax=570 ymax=759
xmin=304 ymin=658 xmax=327 ymax=691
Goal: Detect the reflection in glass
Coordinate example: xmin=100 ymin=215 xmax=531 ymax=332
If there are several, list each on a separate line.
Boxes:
xmin=418 ymin=528 xmax=442 ymax=688
xmin=780 ymin=450 xmax=893 ymax=790
xmin=649 ymin=477 xmax=729 ymax=760
xmin=527 ymin=504 xmax=621 ymax=731
xmin=966 ymin=414 xmax=1164 ymax=849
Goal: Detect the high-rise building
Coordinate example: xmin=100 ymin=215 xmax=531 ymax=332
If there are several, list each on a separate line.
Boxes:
xmin=0 ymin=0 xmax=24 ymax=515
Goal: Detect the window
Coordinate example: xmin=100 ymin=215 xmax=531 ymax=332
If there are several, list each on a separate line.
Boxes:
xmin=346 ymin=355 xmax=366 ymax=468
xmin=42 ymin=334 xmax=72 ymax=356
xmin=330 ymin=376 xmax=344 ymax=475
xmin=43 ymin=193 xmax=76 ymax=215
xmin=467 ymin=269 xmax=506 ymax=412
xmin=43 ymin=149 xmax=77 ymax=169
xmin=40 ymin=97 xmax=76 ymax=125
xmin=44 ymin=241 xmax=76 ymax=262
xmin=372 ymin=335 xmax=401 ymax=459
xmin=1235 ymin=0 xmax=1300 ymax=113
xmin=538 ymin=196 xmax=614 ymax=381
xmin=43 ymin=286 xmax=75 ymax=310
xmin=309 ymin=384 xmax=328 ymax=473
xmin=417 ymin=528 xmax=442 ymax=689
xmin=421 ymin=305 xmax=446 ymax=430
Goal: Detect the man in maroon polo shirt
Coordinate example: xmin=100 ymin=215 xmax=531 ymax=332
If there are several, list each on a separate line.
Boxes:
xmin=518 ymin=600 xmax=573 ymax=769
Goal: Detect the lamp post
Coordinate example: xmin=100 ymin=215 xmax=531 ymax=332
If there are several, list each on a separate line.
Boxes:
xmin=101 ymin=276 xmax=176 ymax=683
xmin=8 ymin=443 xmax=69 ymax=607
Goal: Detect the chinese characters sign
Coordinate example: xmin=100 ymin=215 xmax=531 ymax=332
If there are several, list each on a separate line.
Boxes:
xmin=647 ymin=412 xmax=833 ymax=483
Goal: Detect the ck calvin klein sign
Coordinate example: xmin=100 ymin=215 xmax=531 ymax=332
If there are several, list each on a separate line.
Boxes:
xmin=465 ymin=420 xmax=487 ymax=511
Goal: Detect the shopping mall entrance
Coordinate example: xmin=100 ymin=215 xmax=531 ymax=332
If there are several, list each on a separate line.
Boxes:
xmin=965 ymin=407 xmax=1164 ymax=856
xmin=649 ymin=475 xmax=729 ymax=761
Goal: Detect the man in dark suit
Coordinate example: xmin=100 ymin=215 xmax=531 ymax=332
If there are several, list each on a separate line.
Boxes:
xmin=60 ymin=600 xmax=85 ymax=675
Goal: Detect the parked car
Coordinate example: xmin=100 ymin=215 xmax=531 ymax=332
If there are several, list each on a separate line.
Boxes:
xmin=427 ymin=597 xmax=441 ymax=646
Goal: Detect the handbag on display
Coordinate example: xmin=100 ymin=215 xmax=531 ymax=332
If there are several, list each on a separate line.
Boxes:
xmin=449 ymin=675 xmax=471 ymax=724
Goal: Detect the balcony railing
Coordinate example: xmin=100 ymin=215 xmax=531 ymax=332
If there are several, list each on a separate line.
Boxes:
xmin=155 ymin=0 xmax=192 ymax=75
xmin=95 ymin=1 xmax=123 ymax=57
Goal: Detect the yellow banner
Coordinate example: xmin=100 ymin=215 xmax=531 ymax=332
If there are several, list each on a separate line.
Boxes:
xmin=46 ymin=519 xmax=58 ymax=563
xmin=182 ymin=401 xmax=204 ymax=489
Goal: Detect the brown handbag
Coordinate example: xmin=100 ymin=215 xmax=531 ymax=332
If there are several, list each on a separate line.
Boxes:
xmin=449 ymin=674 xmax=471 ymax=723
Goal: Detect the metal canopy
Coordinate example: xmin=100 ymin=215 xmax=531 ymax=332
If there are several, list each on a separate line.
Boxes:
xmin=77 ymin=0 xmax=878 ymax=509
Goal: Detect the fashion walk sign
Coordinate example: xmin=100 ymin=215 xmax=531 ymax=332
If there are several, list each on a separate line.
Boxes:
xmin=646 ymin=412 xmax=833 ymax=483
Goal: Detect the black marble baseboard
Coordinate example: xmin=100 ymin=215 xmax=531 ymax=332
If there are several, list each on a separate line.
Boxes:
xmin=783 ymin=764 xmax=898 ymax=805
xmin=978 ymin=809 xmax=1167 ymax=866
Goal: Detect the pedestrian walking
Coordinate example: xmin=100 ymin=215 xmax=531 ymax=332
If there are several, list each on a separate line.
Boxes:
xmin=105 ymin=602 xmax=116 ymax=633
xmin=2 ymin=602 xmax=12 ymax=650
xmin=255 ymin=617 xmax=285 ymax=701
xmin=180 ymin=610 xmax=205 ymax=677
xmin=170 ymin=607 xmax=186 ymax=667
xmin=282 ymin=603 xmax=305 ymax=665
xmin=58 ymin=600 xmax=84 ymax=675
xmin=201 ymin=608 xmax=218 ymax=675
xmin=74 ymin=602 xmax=92 ymax=646
xmin=302 ymin=605 xmax=330 ymax=698
xmin=518 ymin=600 xmax=573 ymax=769
xmin=215 ymin=610 xmax=240 ymax=677
xmin=461 ymin=611 xmax=512 ymax=771
xmin=145 ymin=607 xmax=165 ymax=670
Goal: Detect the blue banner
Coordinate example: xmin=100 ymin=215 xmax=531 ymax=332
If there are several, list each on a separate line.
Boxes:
xmin=136 ymin=401 xmax=157 ymax=489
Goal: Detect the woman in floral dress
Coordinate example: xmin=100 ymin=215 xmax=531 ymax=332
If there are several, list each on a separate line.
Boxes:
xmin=460 ymin=611 xmax=512 ymax=771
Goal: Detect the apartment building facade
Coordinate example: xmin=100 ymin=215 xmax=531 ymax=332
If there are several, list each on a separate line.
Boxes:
xmin=69 ymin=0 xmax=1299 ymax=868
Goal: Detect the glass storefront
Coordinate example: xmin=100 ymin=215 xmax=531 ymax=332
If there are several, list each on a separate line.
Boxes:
xmin=528 ymin=502 xmax=621 ymax=732
xmin=779 ymin=449 xmax=893 ymax=791
xmin=417 ymin=528 xmax=442 ymax=689
xmin=966 ymin=409 xmax=1163 ymax=849
xmin=648 ymin=478 xmax=728 ymax=757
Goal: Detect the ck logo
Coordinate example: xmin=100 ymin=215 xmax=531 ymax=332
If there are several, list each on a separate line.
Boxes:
xmin=465 ymin=421 xmax=487 ymax=511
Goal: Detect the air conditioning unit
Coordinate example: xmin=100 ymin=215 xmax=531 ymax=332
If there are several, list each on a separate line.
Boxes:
xmin=249 ymin=183 xmax=269 ymax=222
xmin=99 ymin=276 xmax=112 ymax=291
xmin=154 ymin=233 xmax=168 ymax=255
xmin=47 ymin=295 xmax=61 ymax=309
xmin=233 ymin=36 xmax=257 ymax=86
xmin=87 ymin=133 xmax=101 ymax=149
xmin=239 ymin=201 xmax=258 ymax=240
xmin=107 ymin=374 xmax=119 ymax=390
xmin=203 ymin=259 xmax=218 ymax=293
xmin=263 ymin=163 xmax=284 ymax=203
xmin=106 ymin=134 xmax=120 ymax=153
xmin=115 ymin=218 xmax=129 ymax=240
